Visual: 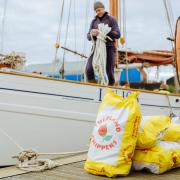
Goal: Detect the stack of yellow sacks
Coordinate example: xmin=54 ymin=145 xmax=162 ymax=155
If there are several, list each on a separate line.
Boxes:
xmin=85 ymin=90 xmax=142 ymax=177
xmin=133 ymin=115 xmax=180 ymax=174
xmin=84 ymin=90 xmax=180 ymax=177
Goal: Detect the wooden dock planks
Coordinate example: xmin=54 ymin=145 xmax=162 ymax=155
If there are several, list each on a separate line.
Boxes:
xmin=0 ymin=153 xmax=179 ymax=180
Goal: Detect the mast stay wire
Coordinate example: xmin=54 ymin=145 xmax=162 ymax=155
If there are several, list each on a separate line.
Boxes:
xmin=162 ymin=0 xmax=174 ymax=49
xmin=81 ymin=0 xmax=91 ymax=81
xmin=0 ymin=0 xmax=8 ymax=53
xmin=162 ymin=0 xmax=180 ymax=89
xmin=166 ymin=0 xmax=175 ymax=33
xmin=54 ymin=0 xmax=65 ymax=60
xmin=73 ymin=0 xmax=79 ymax=81
xmin=82 ymin=0 xmax=91 ymax=56
xmin=73 ymin=0 xmax=77 ymax=53
xmin=121 ymin=0 xmax=129 ymax=84
xmin=52 ymin=0 xmax=65 ymax=75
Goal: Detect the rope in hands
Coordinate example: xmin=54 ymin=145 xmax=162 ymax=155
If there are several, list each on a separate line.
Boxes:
xmin=85 ymin=23 xmax=112 ymax=85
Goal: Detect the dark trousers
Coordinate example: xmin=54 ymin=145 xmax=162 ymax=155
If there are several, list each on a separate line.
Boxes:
xmin=85 ymin=46 xmax=115 ymax=85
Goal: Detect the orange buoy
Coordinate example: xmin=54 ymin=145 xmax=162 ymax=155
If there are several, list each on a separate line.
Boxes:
xmin=120 ymin=37 xmax=125 ymax=45
xmin=175 ymin=16 xmax=180 ymax=83
xmin=55 ymin=42 xmax=60 ymax=49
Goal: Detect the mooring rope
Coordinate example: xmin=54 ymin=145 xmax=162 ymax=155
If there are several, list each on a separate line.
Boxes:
xmin=0 ymin=127 xmax=87 ymax=172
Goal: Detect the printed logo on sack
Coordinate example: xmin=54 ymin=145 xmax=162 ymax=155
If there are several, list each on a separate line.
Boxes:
xmin=91 ymin=115 xmax=121 ymax=151
xmin=98 ymin=125 xmax=113 ymax=142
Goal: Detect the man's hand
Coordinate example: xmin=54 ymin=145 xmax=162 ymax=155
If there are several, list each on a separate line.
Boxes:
xmin=91 ymin=29 xmax=99 ymax=37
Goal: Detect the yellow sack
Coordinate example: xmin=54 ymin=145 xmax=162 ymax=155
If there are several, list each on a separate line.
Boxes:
xmin=163 ymin=117 xmax=180 ymax=142
xmin=136 ymin=116 xmax=171 ymax=149
xmin=133 ymin=141 xmax=180 ymax=174
xmin=84 ymin=90 xmax=142 ymax=177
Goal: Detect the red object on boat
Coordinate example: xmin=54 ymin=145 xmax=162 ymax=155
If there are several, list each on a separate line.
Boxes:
xmin=118 ymin=50 xmax=174 ymax=66
xmin=0 ymin=64 xmax=11 ymax=68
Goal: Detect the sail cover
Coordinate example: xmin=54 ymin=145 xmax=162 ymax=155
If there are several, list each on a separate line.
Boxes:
xmin=175 ymin=16 xmax=180 ymax=84
xmin=118 ymin=50 xmax=174 ymax=66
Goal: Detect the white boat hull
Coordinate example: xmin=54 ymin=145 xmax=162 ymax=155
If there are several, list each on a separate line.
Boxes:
xmin=0 ymin=72 xmax=179 ymax=166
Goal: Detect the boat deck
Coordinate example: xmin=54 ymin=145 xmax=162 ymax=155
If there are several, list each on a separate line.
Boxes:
xmin=1 ymin=154 xmax=179 ymax=180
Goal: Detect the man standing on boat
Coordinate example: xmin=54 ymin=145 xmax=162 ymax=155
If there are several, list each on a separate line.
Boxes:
xmin=86 ymin=1 xmax=120 ymax=86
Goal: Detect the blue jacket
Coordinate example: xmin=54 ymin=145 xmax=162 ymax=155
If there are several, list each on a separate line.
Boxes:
xmin=87 ymin=12 xmax=121 ymax=46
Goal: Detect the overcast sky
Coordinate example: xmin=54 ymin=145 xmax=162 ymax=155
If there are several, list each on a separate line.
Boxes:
xmin=0 ymin=0 xmax=179 ymax=65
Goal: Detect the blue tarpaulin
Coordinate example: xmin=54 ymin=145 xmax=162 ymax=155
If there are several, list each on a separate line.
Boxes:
xmin=120 ymin=69 xmax=141 ymax=83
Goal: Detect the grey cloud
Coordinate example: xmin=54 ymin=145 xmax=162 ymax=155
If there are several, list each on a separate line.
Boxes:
xmin=0 ymin=0 xmax=179 ymax=64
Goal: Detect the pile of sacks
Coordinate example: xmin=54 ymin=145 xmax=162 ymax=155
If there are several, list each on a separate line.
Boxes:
xmin=84 ymin=90 xmax=180 ymax=177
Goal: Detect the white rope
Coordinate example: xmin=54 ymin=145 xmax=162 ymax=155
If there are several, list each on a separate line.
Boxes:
xmin=13 ymin=149 xmax=87 ymax=172
xmin=0 ymin=127 xmax=24 ymax=151
xmin=15 ymin=149 xmax=88 ymax=172
xmin=91 ymin=23 xmax=112 ymax=85
xmin=0 ymin=127 xmax=87 ymax=172
xmin=18 ymin=159 xmax=59 ymax=172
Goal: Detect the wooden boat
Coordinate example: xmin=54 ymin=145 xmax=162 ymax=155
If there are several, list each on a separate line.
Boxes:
xmin=0 ymin=0 xmax=179 ymax=166
xmin=0 ymin=70 xmax=179 ymax=166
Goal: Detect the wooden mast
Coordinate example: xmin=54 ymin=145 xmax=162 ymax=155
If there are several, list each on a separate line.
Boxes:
xmin=109 ymin=0 xmax=119 ymax=71
xmin=109 ymin=0 xmax=118 ymax=19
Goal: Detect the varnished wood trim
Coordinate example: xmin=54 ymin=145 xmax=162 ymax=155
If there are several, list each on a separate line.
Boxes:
xmin=0 ymin=71 xmax=179 ymax=97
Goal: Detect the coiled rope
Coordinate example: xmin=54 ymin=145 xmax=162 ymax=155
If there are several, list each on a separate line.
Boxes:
xmin=0 ymin=127 xmax=87 ymax=172
xmin=85 ymin=23 xmax=112 ymax=85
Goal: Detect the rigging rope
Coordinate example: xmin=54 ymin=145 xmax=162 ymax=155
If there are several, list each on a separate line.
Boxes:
xmin=166 ymin=0 xmax=175 ymax=27
xmin=52 ymin=0 xmax=65 ymax=75
xmin=73 ymin=0 xmax=79 ymax=81
xmin=54 ymin=0 xmax=65 ymax=60
xmin=73 ymin=0 xmax=77 ymax=52
xmin=0 ymin=0 xmax=8 ymax=53
xmin=162 ymin=0 xmax=180 ymax=89
xmin=82 ymin=0 xmax=91 ymax=56
xmin=162 ymin=0 xmax=174 ymax=49
xmin=121 ymin=0 xmax=129 ymax=84
xmin=81 ymin=0 xmax=91 ymax=82
xmin=60 ymin=0 xmax=72 ymax=79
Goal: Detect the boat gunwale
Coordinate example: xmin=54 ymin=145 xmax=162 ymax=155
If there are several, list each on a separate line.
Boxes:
xmin=0 ymin=71 xmax=180 ymax=97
